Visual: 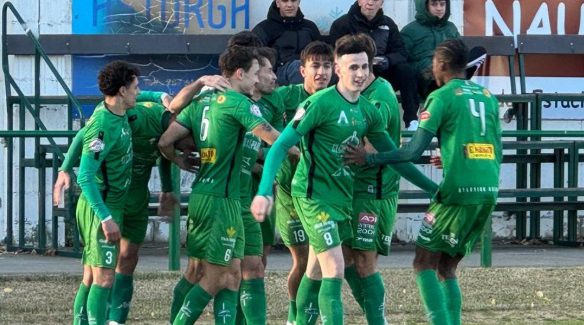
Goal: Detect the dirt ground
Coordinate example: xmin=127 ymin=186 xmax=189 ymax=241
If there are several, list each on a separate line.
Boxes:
xmin=2 ymin=267 xmax=584 ymax=324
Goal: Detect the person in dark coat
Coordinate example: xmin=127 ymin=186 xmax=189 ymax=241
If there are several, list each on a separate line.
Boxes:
xmin=329 ymin=0 xmax=420 ymax=130
xmin=253 ymin=0 xmax=321 ymax=85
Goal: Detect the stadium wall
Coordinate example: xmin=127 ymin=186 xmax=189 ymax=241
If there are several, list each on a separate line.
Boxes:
xmin=0 ymin=0 xmax=582 ymax=246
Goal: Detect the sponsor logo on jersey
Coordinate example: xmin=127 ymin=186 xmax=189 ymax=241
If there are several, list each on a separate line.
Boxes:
xmin=359 ymin=213 xmax=377 ymax=225
xmin=200 ymin=148 xmax=217 ymax=163
xmin=226 ymin=227 xmax=237 ymax=238
xmin=420 ymin=111 xmax=431 ymax=121
xmin=293 ymin=108 xmax=305 ymax=121
xmin=483 ymin=89 xmax=491 ymax=97
xmin=465 ymin=143 xmax=495 ymax=160
xmin=217 ymin=95 xmax=226 ymax=104
xmin=317 ymin=212 xmax=330 ymax=223
xmin=337 ymin=110 xmax=349 ymax=124
xmin=143 ymin=102 xmax=153 ymax=108
xmin=89 ymin=138 xmax=105 ymax=152
xmin=455 ymin=88 xmax=464 ymax=96
xmin=250 ymin=104 xmax=263 ymax=117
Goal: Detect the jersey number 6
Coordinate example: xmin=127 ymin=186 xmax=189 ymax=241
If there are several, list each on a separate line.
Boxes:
xmin=200 ymin=105 xmax=210 ymax=141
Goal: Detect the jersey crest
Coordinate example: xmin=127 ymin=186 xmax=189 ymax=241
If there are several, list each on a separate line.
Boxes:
xmin=250 ymin=104 xmax=263 ymax=117
xmin=89 ymin=138 xmax=104 ymax=153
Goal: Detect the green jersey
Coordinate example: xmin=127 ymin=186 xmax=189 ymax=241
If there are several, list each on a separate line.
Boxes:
xmin=355 ymin=77 xmax=401 ymax=199
xmin=257 ymin=91 xmax=286 ymax=132
xmin=273 ymin=84 xmax=311 ymax=194
xmin=126 ymin=102 xmax=169 ymax=185
xmin=77 ymin=102 xmax=133 ymax=219
xmin=419 ymin=79 xmax=502 ymax=205
xmin=176 ymin=89 xmax=267 ymax=199
xmin=290 ymin=86 xmax=388 ymax=208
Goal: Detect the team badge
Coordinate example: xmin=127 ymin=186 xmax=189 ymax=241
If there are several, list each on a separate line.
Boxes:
xmin=143 ymin=102 xmax=153 ymax=108
xmin=293 ymin=108 xmax=306 ymax=121
xmin=483 ymin=89 xmax=491 ymax=98
xmin=455 ymin=88 xmax=463 ymax=96
xmin=250 ymin=104 xmax=263 ymax=117
xmin=217 ymin=95 xmax=226 ymax=104
xmin=89 ymin=138 xmax=104 ymax=152
xmin=420 ymin=111 xmax=431 ymax=121
xmin=226 ymin=227 xmax=237 ymax=238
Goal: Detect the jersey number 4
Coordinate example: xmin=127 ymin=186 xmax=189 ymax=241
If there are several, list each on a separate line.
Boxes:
xmin=200 ymin=105 xmax=210 ymax=141
xmin=468 ymin=98 xmax=486 ymax=136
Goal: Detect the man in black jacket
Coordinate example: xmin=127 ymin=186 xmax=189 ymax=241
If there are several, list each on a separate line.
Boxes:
xmin=330 ymin=0 xmax=420 ymax=130
xmin=253 ymin=0 xmax=321 ymax=85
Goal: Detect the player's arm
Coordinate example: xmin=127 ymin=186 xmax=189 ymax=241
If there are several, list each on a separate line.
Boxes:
xmin=76 ymin=125 xmax=120 ymax=242
xmin=53 ymin=127 xmax=85 ymax=206
xmin=136 ymin=90 xmax=171 ymax=106
xmin=157 ymin=156 xmax=178 ymax=218
xmin=251 ymin=125 xmax=302 ymax=222
xmin=158 ymin=121 xmax=196 ymax=172
xmin=168 ymin=75 xmax=231 ymax=114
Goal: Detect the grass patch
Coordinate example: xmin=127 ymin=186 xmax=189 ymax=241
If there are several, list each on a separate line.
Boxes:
xmin=2 ymin=267 xmax=584 ymax=324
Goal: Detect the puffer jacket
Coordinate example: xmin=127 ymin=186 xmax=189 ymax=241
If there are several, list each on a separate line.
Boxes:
xmin=400 ymin=0 xmax=460 ymax=75
xmin=329 ymin=1 xmax=408 ymax=69
xmin=252 ymin=1 xmax=321 ymax=67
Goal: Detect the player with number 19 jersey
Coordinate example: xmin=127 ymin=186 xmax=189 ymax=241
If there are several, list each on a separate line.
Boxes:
xmin=176 ymin=89 xmax=267 ymax=265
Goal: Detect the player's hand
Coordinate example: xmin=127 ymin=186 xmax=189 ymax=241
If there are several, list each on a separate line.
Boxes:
xmin=158 ymin=192 xmax=179 ymax=218
xmin=363 ymin=137 xmax=378 ymax=154
xmin=287 ymin=146 xmax=301 ymax=165
xmin=430 ymin=155 xmax=443 ymax=169
xmin=344 ymin=144 xmax=368 ymax=166
xmin=251 ymin=195 xmax=273 ymax=222
xmin=161 ymin=93 xmax=174 ymax=109
xmin=201 ymin=75 xmax=231 ymax=92
xmin=101 ymin=219 xmax=121 ymax=243
xmin=53 ymin=171 xmax=71 ymax=206
xmin=174 ymin=154 xmax=199 ymax=173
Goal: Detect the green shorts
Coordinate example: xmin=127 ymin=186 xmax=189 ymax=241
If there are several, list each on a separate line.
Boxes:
xmin=260 ymin=208 xmax=276 ymax=246
xmin=122 ymin=183 xmax=150 ymax=245
xmin=292 ymin=196 xmax=352 ymax=254
xmin=241 ymin=198 xmax=263 ymax=257
xmin=350 ymin=195 xmax=398 ymax=256
xmin=186 ymin=193 xmax=244 ymax=266
xmin=76 ymin=194 xmax=123 ymax=269
xmin=416 ymin=201 xmax=495 ymax=256
xmin=276 ymin=188 xmax=307 ymax=247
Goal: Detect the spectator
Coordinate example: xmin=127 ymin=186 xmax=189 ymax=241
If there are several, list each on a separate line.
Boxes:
xmin=329 ymin=0 xmax=420 ymax=130
xmin=401 ymin=0 xmax=460 ymax=98
xmin=252 ymin=0 xmax=321 ymax=85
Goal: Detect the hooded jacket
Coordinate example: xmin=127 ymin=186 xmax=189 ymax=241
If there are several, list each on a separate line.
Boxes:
xmin=252 ymin=1 xmax=321 ymax=67
xmin=329 ymin=1 xmax=408 ymax=70
xmin=400 ymin=0 xmax=460 ymax=75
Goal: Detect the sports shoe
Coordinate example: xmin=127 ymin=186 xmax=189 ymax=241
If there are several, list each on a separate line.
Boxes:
xmin=407 ymin=120 xmax=419 ymax=131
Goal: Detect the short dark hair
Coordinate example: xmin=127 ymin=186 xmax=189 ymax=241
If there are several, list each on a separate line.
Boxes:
xmin=300 ymin=41 xmax=334 ymax=66
xmin=219 ymin=46 xmax=259 ymax=77
xmin=255 ymin=47 xmax=277 ymax=67
xmin=434 ymin=39 xmax=469 ymax=73
xmin=227 ymin=31 xmax=263 ymax=48
xmin=334 ymin=33 xmax=375 ymax=63
xmin=97 ymin=60 xmax=140 ymax=96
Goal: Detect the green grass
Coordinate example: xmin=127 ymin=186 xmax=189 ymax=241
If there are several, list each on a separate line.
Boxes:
xmin=2 ymin=267 xmax=584 ymax=324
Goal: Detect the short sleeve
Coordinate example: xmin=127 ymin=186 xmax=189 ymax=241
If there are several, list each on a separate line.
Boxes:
xmin=418 ymin=95 xmax=446 ymax=135
xmin=176 ymin=101 xmax=197 ymax=131
xmin=232 ymin=100 xmax=267 ymax=131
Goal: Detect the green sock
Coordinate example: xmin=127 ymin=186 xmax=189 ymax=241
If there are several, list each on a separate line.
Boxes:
xmin=86 ymin=284 xmax=111 ymax=325
xmin=173 ymin=284 xmax=212 ymax=325
xmin=416 ymin=270 xmax=451 ymax=325
xmin=287 ymin=299 xmax=297 ymax=325
xmin=239 ymin=278 xmax=266 ymax=325
xmin=108 ymin=273 xmax=134 ymax=323
xmin=344 ymin=265 xmax=364 ymax=310
xmin=295 ymin=275 xmax=321 ymax=325
xmin=318 ymin=278 xmax=343 ymax=325
xmin=73 ymin=283 xmax=90 ymax=325
xmin=170 ymin=277 xmax=194 ymax=324
xmin=361 ymin=272 xmax=386 ymax=325
xmin=214 ymin=289 xmax=239 ymax=325
xmin=235 ymin=294 xmax=246 ymax=325
xmin=442 ymin=278 xmax=462 ymax=325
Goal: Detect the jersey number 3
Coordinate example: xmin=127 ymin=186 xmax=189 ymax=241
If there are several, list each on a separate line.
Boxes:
xmin=468 ymin=99 xmax=486 ymax=136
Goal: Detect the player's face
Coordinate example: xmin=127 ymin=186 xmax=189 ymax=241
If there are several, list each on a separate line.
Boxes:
xmin=276 ymin=0 xmax=300 ymax=17
xmin=301 ymin=56 xmax=332 ymax=93
xmin=335 ymin=52 xmax=369 ymax=93
xmin=358 ymin=0 xmax=383 ymax=19
xmin=240 ymin=59 xmax=260 ymax=96
xmin=428 ymin=0 xmax=446 ymax=19
xmin=121 ymin=77 xmax=139 ymax=109
xmin=256 ymin=57 xmax=277 ymax=95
